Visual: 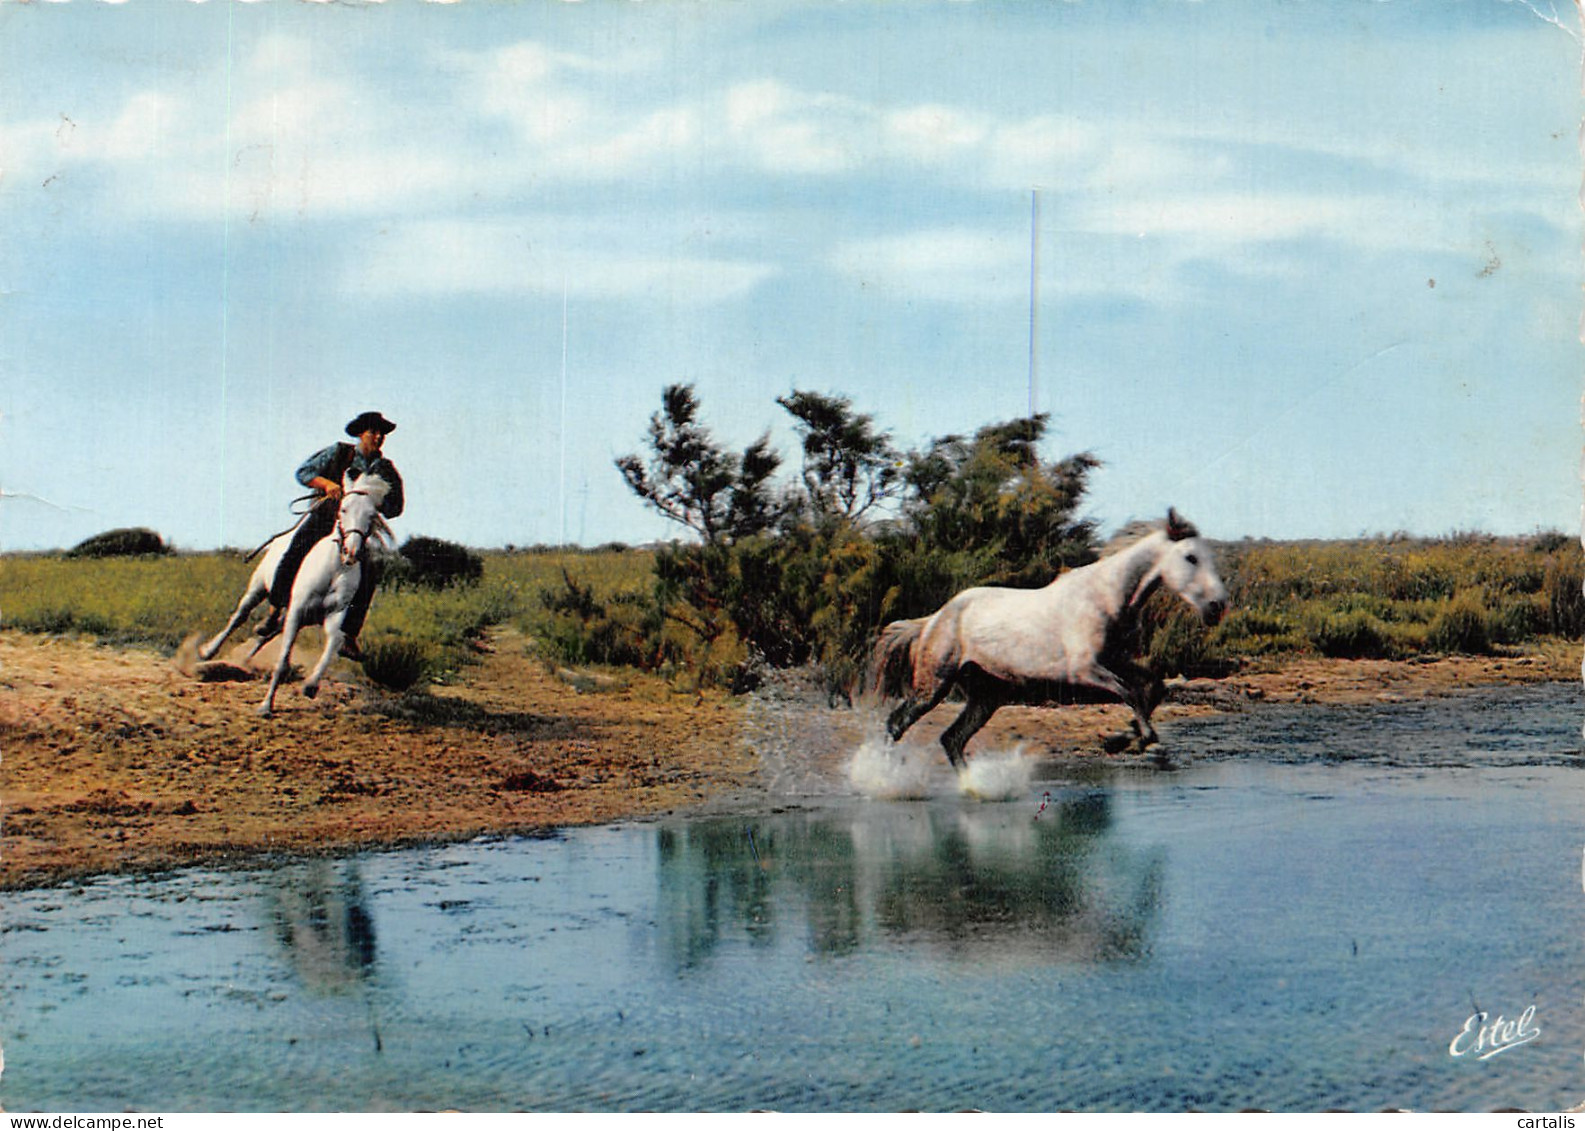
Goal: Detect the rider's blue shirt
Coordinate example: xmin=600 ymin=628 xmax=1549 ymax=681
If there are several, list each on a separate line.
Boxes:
xmin=296 ymin=443 xmax=405 ymax=518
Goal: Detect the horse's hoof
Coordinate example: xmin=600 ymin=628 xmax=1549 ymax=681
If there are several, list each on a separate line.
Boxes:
xmin=302 ymin=682 xmax=320 ymax=700
xmin=1101 ymin=731 xmax=1133 ymax=755
xmin=256 ymin=705 xmax=274 ymax=719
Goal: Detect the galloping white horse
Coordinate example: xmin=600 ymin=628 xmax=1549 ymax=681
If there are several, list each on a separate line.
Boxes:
xmin=868 ymin=508 xmax=1229 ymax=768
xmin=199 ymin=471 xmax=392 ymax=717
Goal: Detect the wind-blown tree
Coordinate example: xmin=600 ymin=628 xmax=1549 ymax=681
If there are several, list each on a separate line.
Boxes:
xmin=776 ymin=390 xmax=901 ymax=524
xmin=616 ymin=384 xmax=786 ymax=545
xmin=615 ymin=384 xmax=794 ymax=684
xmin=898 ymin=414 xmax=1101 ymax=599
xmin=611 ymin=387 xmax=1102 ymax=694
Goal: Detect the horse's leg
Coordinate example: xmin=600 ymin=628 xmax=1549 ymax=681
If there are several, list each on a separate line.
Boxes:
xmin=243 ymin=629 xmax=274 ymax=662
xmin=258 ymin=607 xmax=305 ymax=718
xmin=887 ymin=670 xmax=955 ymax=742
xmin=938 ymin=692 xmax=1000 ymax=771
xmin=198 ymin=580 xmax=269 ymax=661
xmin=302 ymin=605 xmax=349 ymax=700
xmin=1113 ymin=661 xmax=1166 ymax=749
xmin=1073 ymin=661 xmax=1160 ymax=751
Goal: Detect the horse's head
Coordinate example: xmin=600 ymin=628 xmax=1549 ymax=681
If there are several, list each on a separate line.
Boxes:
xmin=334 ymin=471 xmax=391 ymax=566
xmin=1152 ymin=508 xmax=1229 ymax=626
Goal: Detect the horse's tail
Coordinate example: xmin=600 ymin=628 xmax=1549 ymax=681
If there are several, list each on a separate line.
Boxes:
xmin=865 ymin=617 xmax=926 ymax=702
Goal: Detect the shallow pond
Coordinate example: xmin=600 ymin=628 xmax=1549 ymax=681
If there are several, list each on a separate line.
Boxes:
xmin=4 ymin=685 xmax=1585 ymax=1112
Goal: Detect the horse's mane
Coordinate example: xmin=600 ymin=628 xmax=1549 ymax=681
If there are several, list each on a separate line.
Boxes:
xmin=1101 ymin=512 xmax=1199 ymax=557
xmin=348 ymin=472 xmax=390 ymax=503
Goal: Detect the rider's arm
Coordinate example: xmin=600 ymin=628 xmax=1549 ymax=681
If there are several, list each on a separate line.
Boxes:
xmin=296 ymin=444 xmax=347 ymax=496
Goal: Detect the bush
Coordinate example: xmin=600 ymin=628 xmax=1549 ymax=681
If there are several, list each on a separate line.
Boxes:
xmin=1146 ymin=607 xmax=1211 ymax=676
xmin=1489 ymin=593 xmax=1546 ymax=645
xmin=1304 ymin=609 xmax=1393 ymax=659
xmin=7 ymin=606 xmax=78 ymax=634
xmin=398 ymin=536 xmax=484 ymax=590
xmin=1544 ymin=555 xmax=1585 ymax=637
xmin=1210 ymin=609 xmax=1306 ymax=656
xmin=66 ymin=528 xmax=169 ymax=558
xmin=359 ymin=637 xmax=437 ymax=691
xmin=536 ymin=570 xmax=663 ymax=669
xmin=1532 ymin=530 xmax=1574 ymax=555
xmin=1425 ymin=593 xmax=1495 ymax=655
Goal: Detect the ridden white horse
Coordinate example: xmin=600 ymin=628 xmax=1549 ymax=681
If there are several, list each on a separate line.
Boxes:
xmin=199 ymin=471 xmax=392 ymax=717
xmin=867 ymin=508 xmax=1229 ymax=768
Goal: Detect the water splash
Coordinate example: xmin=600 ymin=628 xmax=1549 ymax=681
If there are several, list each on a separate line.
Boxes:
xmin=846 ymin=738 xmax=936 ymax=800
xmin=955 ymin=745 xmax=1035 ymax=802
xmin=847 ymin=739 xmax=1035 ymax=802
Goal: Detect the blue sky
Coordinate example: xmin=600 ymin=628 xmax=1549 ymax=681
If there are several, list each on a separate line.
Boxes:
xmin=1 ymin=0 xmax=1580 ymax=552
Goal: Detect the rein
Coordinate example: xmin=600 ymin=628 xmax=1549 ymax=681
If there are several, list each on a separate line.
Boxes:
xmin=245 ymin=489 xmax=387 ymax=563
xmin=333 ymin=488 xmax=391 ymax=559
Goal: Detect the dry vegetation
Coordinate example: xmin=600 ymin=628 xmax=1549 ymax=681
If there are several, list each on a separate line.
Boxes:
xmin=2 ymin=535 xmax=1579 ymax=889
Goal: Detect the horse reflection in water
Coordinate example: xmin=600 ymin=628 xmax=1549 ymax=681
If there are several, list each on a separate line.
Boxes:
xmin=869 ymin=509 xmax=1228 ymax=766
xmin=655 ymin=798 xmax=1163 ymax=969
xmin=261 ymin=860 xmax=379 ymax=994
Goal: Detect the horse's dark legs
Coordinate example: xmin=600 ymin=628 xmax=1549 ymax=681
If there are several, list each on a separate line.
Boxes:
xmin=886 ymin=676 xmax=954 ymax=742
xmin=1121 ymin=671 xmax=1167 ymax=746
xmin=1080 ymin=658 xmax=1164 ymax=752
xmin=939 ymin=693 xmax=1000 ymax=770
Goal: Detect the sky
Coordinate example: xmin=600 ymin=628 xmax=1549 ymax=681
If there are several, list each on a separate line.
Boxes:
xmin=1 ymin=0 xmax=1581 ymax=553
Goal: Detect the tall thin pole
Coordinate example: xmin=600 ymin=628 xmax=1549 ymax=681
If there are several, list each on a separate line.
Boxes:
xmin=559 ymin=275 xmax=568 ymax=547
xmin=1027 ymin=187 xmax=1040 ymax=420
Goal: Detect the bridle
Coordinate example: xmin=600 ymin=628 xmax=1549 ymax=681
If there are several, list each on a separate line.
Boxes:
xmin=334 ymin=488 xmax=391 ymax=560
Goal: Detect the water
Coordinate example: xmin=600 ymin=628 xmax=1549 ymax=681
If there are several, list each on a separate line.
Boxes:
xmin=4 ymin=685 xmax=1585 ymax=1112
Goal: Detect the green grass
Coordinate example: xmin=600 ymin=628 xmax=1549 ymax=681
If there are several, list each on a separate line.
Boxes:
xmin=4 ymin=533 xmax=1581 ymax=685
xmin=1189 ymin=533 xmax=1584 ymax=668
xmin=0 ymin=546 xmax=659 ymax=688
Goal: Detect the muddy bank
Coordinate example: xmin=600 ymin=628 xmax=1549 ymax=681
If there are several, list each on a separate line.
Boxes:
xmin=0 ymin=629 xmax=753 ymax=891
xmin=1 ymin=629 xmax=1577 ymax=889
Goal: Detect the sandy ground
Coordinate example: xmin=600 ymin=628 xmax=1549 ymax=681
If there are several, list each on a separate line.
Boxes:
xmin=2 ymin=628 xmax=1577 ymax=890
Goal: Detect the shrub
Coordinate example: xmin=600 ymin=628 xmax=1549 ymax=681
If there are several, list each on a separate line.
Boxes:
xmin=1304 ymin=609 xmax=1392 ymax=659
xmin=1425 ymin=593 xmax=1495 ymax=656
xmin=7 ymin=606 xmax=78 ymax=634
xmin=1380 ymin=558 xmax=1454 ymax=602
xmin=1544 ymin=555 xmax=1585 ymax=638
xmin=66 ymin=528 xmax=169 ymax=558
xmin=1489 ymin=593 xmax=1546 ymax=645
xmin=536 ymin=570 xmax=662 ymax=669
xmin=1210 ymin=609 xmax=1306 ymax=657
xmin=1146 ymin=607 xmax=1211 ymax=676
xmin=1532 ymin=530 xmax=1574 ymax=555
xmin=359 ymin=637 xmax=437 ymax=692
xmin=398 ymin=536 xmax=484 ymax=590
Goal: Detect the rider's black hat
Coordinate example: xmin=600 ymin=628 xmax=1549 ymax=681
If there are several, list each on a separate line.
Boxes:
xmin=345 ymin=411 xmax=396 ymax=437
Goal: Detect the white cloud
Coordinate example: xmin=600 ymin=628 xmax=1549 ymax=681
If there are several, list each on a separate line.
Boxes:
xmin=351 ymin=219 xmax=778 ymax=304
xmin=1076 ymin=193 xmax=1471 ymax=256
xmin=5 ymin=26 xmax=1551 ymax=298
xmin=983 ymin=115 xmax=1096 ymax=185
xmin=885 ymin=104 xmax=991 ymax=163
xmin=579 ymin=107 xmax=700 ymax=178
xmin=726 ymin=80 xmax=873 ymax=174
xmin=829 ymin=228 xmax=1028 ymax=303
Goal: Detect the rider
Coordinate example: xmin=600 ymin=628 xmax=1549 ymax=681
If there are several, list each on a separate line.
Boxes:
xmin=256 ymin=411 xmax=405 ymax=661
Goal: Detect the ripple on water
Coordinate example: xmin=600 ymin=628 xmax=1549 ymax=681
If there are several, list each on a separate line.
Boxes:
xmin=6 ymin=685 xmax=1585 ymax=1112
